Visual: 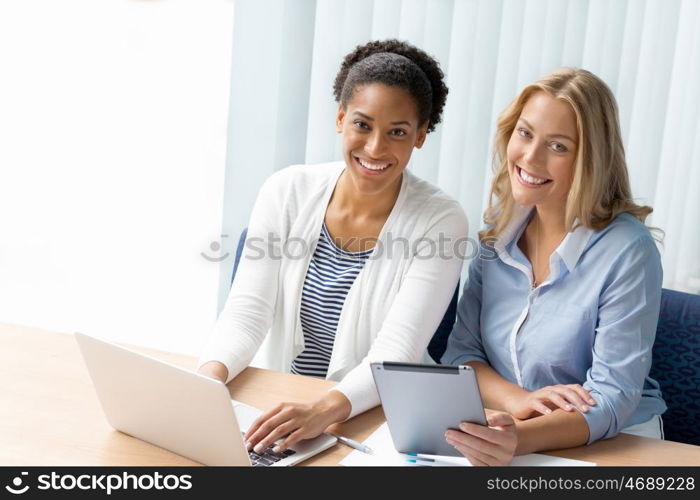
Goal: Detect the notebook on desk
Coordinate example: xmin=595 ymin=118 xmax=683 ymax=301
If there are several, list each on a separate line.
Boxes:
xmin=74 ymin=332 xmax=336 ymax=466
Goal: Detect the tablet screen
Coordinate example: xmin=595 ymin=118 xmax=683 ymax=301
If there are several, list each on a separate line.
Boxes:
xmin=371 ymin=361 xmax=487 ymax=456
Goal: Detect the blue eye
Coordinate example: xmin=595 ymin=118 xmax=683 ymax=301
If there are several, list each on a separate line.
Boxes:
xmin=517 ymin=128 xmax=532 ymax=138
xmin=551 ymin=142 xmax=568 ymax=153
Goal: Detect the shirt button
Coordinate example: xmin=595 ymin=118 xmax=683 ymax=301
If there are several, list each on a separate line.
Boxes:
xmin=641 ymin=356 xmax=647 ymax=362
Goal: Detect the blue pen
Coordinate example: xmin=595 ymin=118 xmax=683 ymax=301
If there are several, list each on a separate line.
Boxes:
xmin=404 ymin=452 xmax=436 ymax=464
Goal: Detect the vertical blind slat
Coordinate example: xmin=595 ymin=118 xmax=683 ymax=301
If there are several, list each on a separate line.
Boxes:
xmin=654 ymin=0 xmax=700 ymax=290
xmin=539 ymin=0 xmax=568 ymax=74
xmin=616 ymin=0 xmax=645 ymax=143
xmin=517 ymin=0 xmax=548 ymax=89
xmin=407 ymin=0 xmax=455 ymax=184
xmin=438 ymin=0 xmax=480 ymax=200
xmin=562 ymin=0 xmax=589 ymax=67
xmin=372 ymin=0 xmax=401 ymax=39
xmin=305 ymin=0 xmax=346 ymax=164
xmin=626 ymin=0 xmax=681 ymax=205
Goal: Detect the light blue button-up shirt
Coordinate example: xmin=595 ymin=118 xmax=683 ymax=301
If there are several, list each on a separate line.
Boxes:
xmin=442 ymin=206 xmax=667 ymax=443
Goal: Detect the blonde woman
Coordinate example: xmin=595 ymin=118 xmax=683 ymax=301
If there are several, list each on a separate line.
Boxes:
xmin=441 ymin=68 xmax=666 ymax=465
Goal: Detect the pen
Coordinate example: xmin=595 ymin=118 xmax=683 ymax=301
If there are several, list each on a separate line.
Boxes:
xmin=328 ymin=432 xmax=374 ymax=455
xmin=404 ymin=452 xmax=436 ymax=464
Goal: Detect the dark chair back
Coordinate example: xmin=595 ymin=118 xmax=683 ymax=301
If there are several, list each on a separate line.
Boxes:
xmin=230 ymin=227 xmax=248 ymax=284
xmin=650 ymin=288 xmax=700 ymax=445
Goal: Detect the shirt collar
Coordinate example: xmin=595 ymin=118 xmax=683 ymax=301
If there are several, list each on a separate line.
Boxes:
xmin=493 ymin=205 xmax=595 ymax=272
xmin=556 ymin=220 xmax=595 ymax=271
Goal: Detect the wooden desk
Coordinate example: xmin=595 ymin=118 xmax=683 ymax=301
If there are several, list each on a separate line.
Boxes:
xmin=2 ymin=323 xmax=698 ymax=466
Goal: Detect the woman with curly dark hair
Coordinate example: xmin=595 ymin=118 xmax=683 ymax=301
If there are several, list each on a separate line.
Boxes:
xmin=197 ymin=40 xmax=467 ymax=455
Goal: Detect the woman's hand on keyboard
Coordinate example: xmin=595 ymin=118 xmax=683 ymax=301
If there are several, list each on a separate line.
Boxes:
xmin=243 ymin=390 xmax=351 ymax=454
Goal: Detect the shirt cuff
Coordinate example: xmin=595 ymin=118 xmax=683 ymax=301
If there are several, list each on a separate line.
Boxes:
xmin=331 ymin=363 xmax=380 ymax=420
xmin=580 ymin=392 xmax=620 ymax=444
xmin=196 ymin=345 xmax=246 ymax=385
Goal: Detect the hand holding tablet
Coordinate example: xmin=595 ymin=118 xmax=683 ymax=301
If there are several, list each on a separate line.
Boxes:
xmin=371 ymin=362 xmax=487 ymax=457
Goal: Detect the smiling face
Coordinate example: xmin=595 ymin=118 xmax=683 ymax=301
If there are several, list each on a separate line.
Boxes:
xmin=507 ymin=91 xmax=579 ymax=212
xmin=336 ymin=83 xmax=427 ymax=196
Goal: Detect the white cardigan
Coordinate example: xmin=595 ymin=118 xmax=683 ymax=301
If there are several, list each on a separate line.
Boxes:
xmin=198 ymin=161 xmax=468 ymax=418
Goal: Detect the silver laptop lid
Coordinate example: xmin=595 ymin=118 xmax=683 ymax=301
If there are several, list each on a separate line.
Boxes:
xmin=74 ymin=332 xmax=250 ymax=466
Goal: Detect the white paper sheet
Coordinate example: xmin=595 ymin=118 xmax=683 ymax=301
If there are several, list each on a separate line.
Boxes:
xmin=339 ymin=423 xmax=596 ymax=467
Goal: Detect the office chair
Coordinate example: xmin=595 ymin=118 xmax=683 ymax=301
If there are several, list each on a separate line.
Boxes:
xmin=229 ymin=228 xmax=458 ymax=363
xmin=650 ymin=288 xmax=700 ymax=445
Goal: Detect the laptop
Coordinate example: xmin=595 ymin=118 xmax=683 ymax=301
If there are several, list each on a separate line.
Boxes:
xmin=74 ymin=332 xmax=337 ymax=466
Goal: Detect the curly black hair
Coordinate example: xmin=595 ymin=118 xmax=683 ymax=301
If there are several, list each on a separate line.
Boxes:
xmin=333 ymin=39 xmax=448 ymax=133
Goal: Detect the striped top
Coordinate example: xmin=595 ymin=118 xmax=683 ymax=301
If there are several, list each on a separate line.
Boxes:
xmin=290 ymin=223 xmax=373 ymax=378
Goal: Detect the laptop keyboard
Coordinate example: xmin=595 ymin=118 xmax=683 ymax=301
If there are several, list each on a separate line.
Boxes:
xmin=241 ymin=433 xmax=296 ymax=466
xmin=249 ymin=446 xmax=296 ymax=466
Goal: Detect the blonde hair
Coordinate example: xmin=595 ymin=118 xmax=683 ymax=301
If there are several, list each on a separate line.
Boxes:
xmin=480 ymin=67 xmax=656 ymax=242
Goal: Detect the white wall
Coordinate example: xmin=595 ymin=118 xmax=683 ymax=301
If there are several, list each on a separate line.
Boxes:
xmin=0 ymin=0 xmax=234 ymax=355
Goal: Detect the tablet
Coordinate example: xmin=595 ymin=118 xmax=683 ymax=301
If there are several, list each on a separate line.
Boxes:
xmin=371 ymin=361 xmax=487 ymax=456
